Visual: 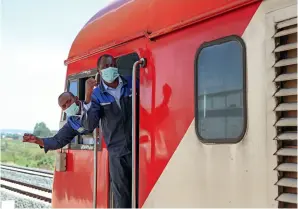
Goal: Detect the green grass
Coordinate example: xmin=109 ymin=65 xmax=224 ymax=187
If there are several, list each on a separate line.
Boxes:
xmin=1 ymin=138 xmax=55 ymax=170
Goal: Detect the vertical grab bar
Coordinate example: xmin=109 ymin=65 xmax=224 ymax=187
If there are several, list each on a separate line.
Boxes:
xmin=93 ymin=73 xmax=100 ymax=209
xmin=93 ymin=128 xmax=98 ymax=208
xmin=132 ymin=58 xmax=146 ymax=208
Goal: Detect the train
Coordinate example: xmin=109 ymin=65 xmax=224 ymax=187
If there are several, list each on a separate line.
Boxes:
xmin=51 ymin=0 xmax=298 ymax=208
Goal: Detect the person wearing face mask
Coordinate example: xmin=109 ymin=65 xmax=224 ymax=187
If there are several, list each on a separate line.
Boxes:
xmin=22 ymin=91 xmax=97 ymax=152
xmin=82 ymin=54 xmax=137 ymax=208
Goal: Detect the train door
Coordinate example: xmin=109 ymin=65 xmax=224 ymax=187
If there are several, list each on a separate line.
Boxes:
xmin=105 ymin=52 xmax=141 ymax=208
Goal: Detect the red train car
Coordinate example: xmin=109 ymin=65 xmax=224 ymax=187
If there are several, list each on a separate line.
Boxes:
xmin=52 ymin=0 xmax=297 ymax=208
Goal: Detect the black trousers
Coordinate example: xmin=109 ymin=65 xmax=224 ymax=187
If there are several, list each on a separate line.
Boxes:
xmin=109 ymin=153 xmax=132 ymax=208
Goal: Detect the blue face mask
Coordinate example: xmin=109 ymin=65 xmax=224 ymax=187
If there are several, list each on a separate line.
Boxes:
xmin=64 ymin=102 xmax=80 ymax=117
xmin=101 ymin=67 xmax=119 ymax=83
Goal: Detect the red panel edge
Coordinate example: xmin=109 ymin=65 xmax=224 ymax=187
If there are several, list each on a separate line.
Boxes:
xmin=64 ymin=0 xmax=262 ymax=66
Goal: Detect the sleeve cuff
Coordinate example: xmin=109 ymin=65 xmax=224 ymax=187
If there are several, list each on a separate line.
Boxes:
xmin=41 ymin=138 xmax=49 ymax=153
xmin=83 ymin=102 xmax=91 ymax=111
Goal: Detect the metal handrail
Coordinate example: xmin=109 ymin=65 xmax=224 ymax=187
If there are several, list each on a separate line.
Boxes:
xmin=131 ymin=58 xmax=146 ymax=208
xmin=93 ymin=128 xmax=98 ymax=208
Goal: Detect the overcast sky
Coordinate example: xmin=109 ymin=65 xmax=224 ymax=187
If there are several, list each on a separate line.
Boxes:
xmin=0 ymin=0 xmax=113 ymax=131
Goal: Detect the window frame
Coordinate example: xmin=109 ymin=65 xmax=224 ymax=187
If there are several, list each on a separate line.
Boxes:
xmin=194 ymin=35 xmax=247 ymax=144
xmin=63 ymin=69 xmax=101 ymax=151
xmin=68 ymin=79 xmax=79 ymax=97
xmin=61 ymin=51 xmax=140 ymax=150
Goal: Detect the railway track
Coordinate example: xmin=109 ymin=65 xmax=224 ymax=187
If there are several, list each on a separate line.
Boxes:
xmin=0 ymin=164 xmax=53 ymax=204
xmin=0 ymin=164 xmax=54 ymax=178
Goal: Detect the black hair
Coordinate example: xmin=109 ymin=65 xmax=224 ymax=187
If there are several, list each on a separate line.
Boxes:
xmin=58 ymin=91 xmax=75 ymax=101
xmin=97 ymin=54 xmax=115 ymax=68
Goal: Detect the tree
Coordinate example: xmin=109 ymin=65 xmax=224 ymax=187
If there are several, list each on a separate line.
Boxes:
xmin=11 ymin=134 xmax=19 ymax=140
xmin=33 ymin=122 xmax=52 ymax=137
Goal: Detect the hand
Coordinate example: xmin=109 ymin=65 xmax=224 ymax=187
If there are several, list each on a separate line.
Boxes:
xmin=85 ymin=77 xmax=97 ymax=103
xmin=23 ymin=133 xmax=44 ymax=146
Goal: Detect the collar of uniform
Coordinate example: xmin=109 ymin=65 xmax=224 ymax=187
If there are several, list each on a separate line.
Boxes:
xmin=72 ymin=101 xmax=83 ymax=118
xmin=103 ymin=76 xmax=123 ymax=90
xmin=99 ymin=76 xmax=127 ymax=93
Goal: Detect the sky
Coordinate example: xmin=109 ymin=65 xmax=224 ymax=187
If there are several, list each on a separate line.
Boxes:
xmin=0 ymin=0 xmax=114 ymax=131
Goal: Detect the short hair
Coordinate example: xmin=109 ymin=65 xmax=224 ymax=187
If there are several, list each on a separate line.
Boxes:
xmin=97 ymin=54 xmax=116 ymax=68
xmin=58 ymin=91 xmax=75 ymax=101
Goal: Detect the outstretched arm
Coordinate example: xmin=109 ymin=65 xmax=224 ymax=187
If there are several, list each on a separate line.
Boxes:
xmin=23 ymin=123 xmax=78 ymax=153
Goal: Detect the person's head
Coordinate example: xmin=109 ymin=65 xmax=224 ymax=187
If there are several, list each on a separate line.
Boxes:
xmin=58 ymin=92 xmax=80 ymax=116
xmin=97 ymin=54 xmax=119 ymax=85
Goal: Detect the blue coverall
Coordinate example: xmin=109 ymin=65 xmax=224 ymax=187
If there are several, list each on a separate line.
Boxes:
xmin=81 ymin=76 xmax=136 ymax=208
xmin=41 ymin=115 xmax=92 ymax=153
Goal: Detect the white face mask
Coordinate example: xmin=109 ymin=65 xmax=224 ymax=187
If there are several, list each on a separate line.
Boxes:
xmin=64 ymin=102 xmax=80 ymax=116
xmin=101 ymin=67 xmax=119 ymax=83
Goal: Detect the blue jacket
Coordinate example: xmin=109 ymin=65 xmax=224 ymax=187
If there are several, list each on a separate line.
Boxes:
xmin=81 ymin=76 xmax=137 ymax=157
xmin=41 ymin=113 xmax=92 ymax=153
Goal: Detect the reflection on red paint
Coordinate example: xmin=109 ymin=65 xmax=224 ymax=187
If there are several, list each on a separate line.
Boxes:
xmin=54 ymin=0 xmax=261 ymax=207
xmin=138 ymin=3 xmax=260 ymax=206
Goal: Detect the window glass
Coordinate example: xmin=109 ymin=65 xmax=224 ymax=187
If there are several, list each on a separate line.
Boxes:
xmin=195 ymin=37 xmax=246 ymax=142
xmin=116 ymin=53 xmax=140 ymax=78
xmin=68 ymin=80 xmax=78 ymax=96
xmin=67 ymin=80 xmax=78 ymax=144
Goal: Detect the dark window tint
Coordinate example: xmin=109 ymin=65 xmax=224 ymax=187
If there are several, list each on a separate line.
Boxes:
xmin=195 ymin=36 xmax=246 ymax=143
xmin=116 ymin=52 xmax=140 ymax=77
xmin=68 ymin=80 xmax=78 ymax=96
xmin=79 ymin=76 xmax=95 ymax=101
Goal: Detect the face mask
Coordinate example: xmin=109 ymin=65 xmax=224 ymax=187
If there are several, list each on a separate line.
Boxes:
xmin=64 ymin=102 xmax=80 ymax=116
xmin=101 ymin=67 xmax=119 ymax=83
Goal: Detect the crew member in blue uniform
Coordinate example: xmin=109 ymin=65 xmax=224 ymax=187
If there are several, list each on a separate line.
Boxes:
xmin=22 ymin=91 xmax=96 ymax=152
xmin=82 ymin=54 xmax=135 ymax=208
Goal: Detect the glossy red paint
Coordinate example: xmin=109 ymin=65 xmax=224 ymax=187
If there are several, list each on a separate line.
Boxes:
xmin=138 ymin=3 xmax=261 ymax=206
xmin=52 ymin=142 xmax=109 ymax=208
xmin=65 ymin=0 xmax=261 ymax=64
xmin=54 ymin=0 xmax=262 ymax=207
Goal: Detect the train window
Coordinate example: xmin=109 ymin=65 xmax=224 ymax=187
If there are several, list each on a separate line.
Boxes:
xmin=79 ymin=76 xmax=95 ymax=101
xmin=195 ymin=35 xmax=247 ymax=143
xmin=68 ymin=80 xmax=78 ymax=96
xmin=65 ymin=79 xmax=79 ymax=144
xmin=61 ymin=79 xmax=79 ymax=122
xmin=62 ymin=52 xmax=140 ymax=149
xmin=64 ymin=70 xmax=101 ymax=150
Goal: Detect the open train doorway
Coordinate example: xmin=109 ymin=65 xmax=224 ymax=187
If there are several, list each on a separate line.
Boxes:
xmin=106 ymin=52 xmax=140 ymax=208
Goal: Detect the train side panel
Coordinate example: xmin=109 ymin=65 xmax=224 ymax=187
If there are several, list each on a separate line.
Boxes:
xmin=141 ymin=0 xmax=296 ymax=207
xmin=52 ymin=147 xmax=109 ymax=208
xmin=53 ymin=0 xmax=297 ymax=207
